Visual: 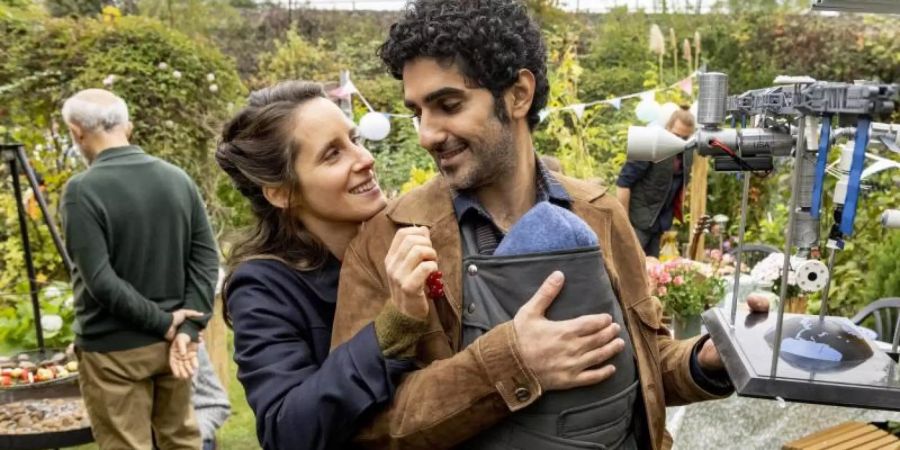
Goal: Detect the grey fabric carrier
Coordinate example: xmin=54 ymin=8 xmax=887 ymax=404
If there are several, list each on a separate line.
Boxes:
xmin=628 ymin=152 xmax=692 ymax=231
xmin=459 ymin=223 xmax=640 ymax=450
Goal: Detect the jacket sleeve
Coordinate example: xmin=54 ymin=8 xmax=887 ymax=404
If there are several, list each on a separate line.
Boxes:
xmin=191 ymin=343 xmax=231 ymax=441
xmin=605 ymin=196 xmax=733 ymax=406
xmin=616 ymin=160 xmax=652 ymax=188
xmin=61 ymin=178 xmax=173 ymax=337
xmin=331 ymin=243 xmax=542 ymax=450
xmin=228 ymin=266 xmax=413 ymax=450
xmin=178 ymin=182 xmax=218 ymax=341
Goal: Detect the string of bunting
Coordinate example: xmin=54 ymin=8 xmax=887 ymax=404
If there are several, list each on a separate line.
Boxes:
xmin=328 ymin=72 xmax=698 ymax=141
xmin=538 ymin=72 xmax=698 ymax=122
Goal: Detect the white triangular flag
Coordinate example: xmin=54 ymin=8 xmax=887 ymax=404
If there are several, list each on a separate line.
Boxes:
xmin=538 ymin=109 xmax=550 ymax=122
xmin=640 ymin=91 xmax=656 ymax=101
xmin=571 ymin=103 xmax=586 ymax=120
xmin=679 ymin=77 xmax=693 ymax=96
xmin=607 ymin=98 xmax=622 ymax=110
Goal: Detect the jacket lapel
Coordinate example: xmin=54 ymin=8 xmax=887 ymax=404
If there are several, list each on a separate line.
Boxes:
xmin=387 ymin=178 xmax=464 ymax=347
xmin=384 ymin=174 xmax=614 ymax=351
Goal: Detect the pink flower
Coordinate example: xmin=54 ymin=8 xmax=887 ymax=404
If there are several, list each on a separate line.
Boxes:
xmin=674 ymin=276 xmax=684 ymax=286
xmin=657 ymin=286 xmax=668 ymax=296
xmin=710 ymin=249 xmax=723 ymax=262
xmin=659 ymin=273 xmax=672 ymax=285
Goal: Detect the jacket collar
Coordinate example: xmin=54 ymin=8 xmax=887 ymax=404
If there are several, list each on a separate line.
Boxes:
xmin=387 ymin=172 xmax=609 ymax=227
xmin=93 ymin=145 xmax=144 ymax=164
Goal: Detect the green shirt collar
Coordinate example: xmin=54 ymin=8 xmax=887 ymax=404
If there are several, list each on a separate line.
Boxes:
xmin=93 ymin=145 xmax=144 ymax=163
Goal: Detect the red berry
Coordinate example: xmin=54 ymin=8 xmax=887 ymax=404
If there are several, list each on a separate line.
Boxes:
xmin=425 ymin=271 xmax=444 ymax=299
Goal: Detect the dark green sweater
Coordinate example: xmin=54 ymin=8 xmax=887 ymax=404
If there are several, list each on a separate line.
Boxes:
xmin=61 ymin=146 xmax=218 ymax=352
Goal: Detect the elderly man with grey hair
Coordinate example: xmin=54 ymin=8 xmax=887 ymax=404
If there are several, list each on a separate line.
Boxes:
xmin=60 ymin=88 xmax=219 ymax=449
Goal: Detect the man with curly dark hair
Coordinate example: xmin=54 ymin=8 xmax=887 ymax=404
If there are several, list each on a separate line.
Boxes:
xmin=332 ymin=1 xmax=733 ymax=449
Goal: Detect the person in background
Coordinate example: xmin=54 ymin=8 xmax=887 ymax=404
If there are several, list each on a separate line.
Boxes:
xmin=192 ymin=343 xmax=230 ymax=450
xmin=616 ymin=106 xmax=696 ymax=257
xmin=60 ymin=88 xmax=218 ymax=449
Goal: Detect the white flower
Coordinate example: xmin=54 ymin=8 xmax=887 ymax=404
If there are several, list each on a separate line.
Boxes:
xmin=158 ymin=62 xmax=169 ymax=70
xmin=102 ymin=74 xmax=117 ymax=86
xmin=750 ymin=252 xmax=806 ymax=287
xmin=209 ymin=84 xmax=219 ymax=93
xmin=34 ymin=144 xmax=44 ymax=152
xmin=206 ymin=73 xmax=215 ymax=82
xmin=164 ymin=120 xmax=175 ymax=128
xmin=63 ymin=296 xmax=74 ymax=309
xmin=172 ymin=70 xmax=182 ymax=79
xmin=43 ymin=286 xmax=62 ymax=299
xmin=41 ymin=315 xmax=63 ymax=333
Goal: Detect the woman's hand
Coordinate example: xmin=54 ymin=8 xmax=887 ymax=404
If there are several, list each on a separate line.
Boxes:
xmin=384 ymin=226 xmax=437 ymax=321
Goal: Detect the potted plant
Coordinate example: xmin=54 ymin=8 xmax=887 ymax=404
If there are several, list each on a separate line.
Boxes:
xmin=647 ymin=258 xmax=726 ymax=338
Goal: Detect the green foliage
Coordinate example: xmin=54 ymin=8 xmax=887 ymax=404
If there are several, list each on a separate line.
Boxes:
xmin=0 ymin=281 xmax=74 ymax=349
xmin=0 ymin=11 xmax=244 ymax=347
xmin=44 ymin=0 xmax=102 ymax=17
xmin=2 ymin=13 xmax=245 ymax=228
xmin=137 ymin=0 xmax=244 ymax=39
xmin=256 ymin=28 xmax=342 ymax=85
xmin=865 ymin=232 xmax=900 ymax=302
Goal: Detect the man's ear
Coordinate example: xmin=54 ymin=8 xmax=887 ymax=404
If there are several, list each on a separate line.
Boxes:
xmin=262 ymin=185 xmax=291 ymax=210
xmin=125 ymin=121 xmax=134 ymax=139
xmin=507 ymin=69 xmax=536 ymax=122
xmin=68 ymin=122 xmax=84 ymax=143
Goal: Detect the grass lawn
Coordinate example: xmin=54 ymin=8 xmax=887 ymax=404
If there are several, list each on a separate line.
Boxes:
xmin=61 ymin=330 xmax=259 ymax=450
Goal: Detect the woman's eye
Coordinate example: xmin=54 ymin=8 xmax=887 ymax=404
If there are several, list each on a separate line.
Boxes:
xmin=324 ymin=149 xmax=339 ymax=161
xmin=442 ymin=102 xmax=461 ymax=113
xmin=351 ymin=134 xmax=362 ymax=145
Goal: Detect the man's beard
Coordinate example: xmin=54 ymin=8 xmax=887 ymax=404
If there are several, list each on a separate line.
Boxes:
xmin=436 ymin=121 xmax=516 ymax=192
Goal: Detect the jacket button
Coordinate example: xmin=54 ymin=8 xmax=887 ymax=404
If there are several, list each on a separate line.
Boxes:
xmin=467 ymin=303 xmax=476 ymax=314
xmin=467 ymin=264 xmax=478 ymax=275
xmin=514 ymin=387 xmax=531 ymax=402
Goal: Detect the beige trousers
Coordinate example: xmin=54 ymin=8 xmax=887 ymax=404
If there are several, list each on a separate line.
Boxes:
xmin=77 ymin=341 xmax=200 ymax=450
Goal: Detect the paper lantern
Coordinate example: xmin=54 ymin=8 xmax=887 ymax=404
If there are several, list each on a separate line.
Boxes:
xmin=359 ymin=112 xmax=391 ymax=141
xmin=635 ymin=98 xmax=661 ymax=123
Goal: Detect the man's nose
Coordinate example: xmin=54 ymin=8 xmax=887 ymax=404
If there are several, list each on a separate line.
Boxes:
xmin=417 ymin=113 xmax=447 ymax=151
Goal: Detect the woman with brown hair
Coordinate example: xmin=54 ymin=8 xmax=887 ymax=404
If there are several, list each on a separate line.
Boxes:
xmin=216 ymin=81 xmax=435 ymax=450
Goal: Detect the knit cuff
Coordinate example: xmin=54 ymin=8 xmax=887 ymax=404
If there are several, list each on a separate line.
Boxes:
xmin=374 ymin=302 xmax=430 ymax=359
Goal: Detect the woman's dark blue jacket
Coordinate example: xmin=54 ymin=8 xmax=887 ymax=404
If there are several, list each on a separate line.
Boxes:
xmin=227 ymin=257 xmax=413 ymax=450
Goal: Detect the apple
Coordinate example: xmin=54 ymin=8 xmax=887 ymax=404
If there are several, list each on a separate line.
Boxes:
xmin=35 ymin=368 xmax=54 ymax=382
